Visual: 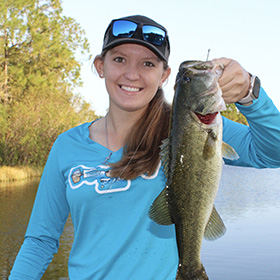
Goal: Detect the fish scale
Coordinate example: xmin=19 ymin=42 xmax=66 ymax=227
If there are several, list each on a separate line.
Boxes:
xmin=149 ymin=60 xmax=239 ymax=280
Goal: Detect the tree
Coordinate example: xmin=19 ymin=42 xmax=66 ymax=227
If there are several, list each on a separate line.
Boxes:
xmin=221 ymin=104 xmax=248 ymax=125
xmin=0 ymin=0 xmax=91 ymax=103
xmin=0 ymin=0 xmax=98 ymax=166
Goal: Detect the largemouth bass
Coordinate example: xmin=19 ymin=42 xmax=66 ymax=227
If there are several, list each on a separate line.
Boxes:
xmin=149 ymin=60 xmax=239 ymax=280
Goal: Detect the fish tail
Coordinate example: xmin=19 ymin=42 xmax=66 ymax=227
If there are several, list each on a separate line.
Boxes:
xmin=176 ymin=264 xmax=209 ymax=280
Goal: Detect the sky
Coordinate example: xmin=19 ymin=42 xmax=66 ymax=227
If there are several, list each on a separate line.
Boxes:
xmin=62 ymin=0 xmax=280 ymax=116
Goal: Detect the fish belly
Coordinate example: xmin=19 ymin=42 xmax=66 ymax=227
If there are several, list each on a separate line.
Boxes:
xmin=168 ymin=118 xmax=222 ymax=279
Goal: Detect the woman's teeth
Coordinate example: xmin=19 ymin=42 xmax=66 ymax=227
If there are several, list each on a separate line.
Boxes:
xmin=121 ymin=85 xmax=141 ymax=92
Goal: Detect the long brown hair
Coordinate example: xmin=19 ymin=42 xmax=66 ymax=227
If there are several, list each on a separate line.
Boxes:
xmin=94 ymin=52 xmax=172 ymax=180
xmin=109 ymin=88 xmax=171 ymax=179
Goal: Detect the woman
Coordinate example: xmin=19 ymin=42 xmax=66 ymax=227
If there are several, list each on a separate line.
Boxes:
xmin=9 ymin=15 xmax=280 ymax=279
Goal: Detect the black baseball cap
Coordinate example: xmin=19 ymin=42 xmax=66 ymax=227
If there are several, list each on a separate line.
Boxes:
xmin=102 ymin=15 xmax=170 ymax=62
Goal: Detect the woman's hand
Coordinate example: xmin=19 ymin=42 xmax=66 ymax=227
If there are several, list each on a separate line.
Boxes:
xmin=212 ymin=57 xmax=251 ymax=104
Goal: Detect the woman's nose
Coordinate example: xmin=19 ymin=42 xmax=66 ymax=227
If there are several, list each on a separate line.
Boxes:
xmin=124 ymin=65 xmax=140 ymax=81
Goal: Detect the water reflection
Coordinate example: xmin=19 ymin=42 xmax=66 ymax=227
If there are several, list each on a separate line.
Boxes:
xmin=1 ymin=166 xmax=280 ymax=279
xmin=0 ymin=179 xmax=38 ymax=278
xmin=201 ymin=165 xmax=280 ymax=280
xmin=0 ymin=179 xmax=73 ymax=280
xmin=216 ymin=166 xmax=280 ymax=220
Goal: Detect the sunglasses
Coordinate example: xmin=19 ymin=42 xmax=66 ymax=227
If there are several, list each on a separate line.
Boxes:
xmin=111 ymin=19 xmax=167 ymax=46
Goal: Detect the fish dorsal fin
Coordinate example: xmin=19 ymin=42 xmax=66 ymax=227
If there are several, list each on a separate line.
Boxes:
xmin=204 ymin=205 xmax=226 ymax=241
xmin=148 ymin=187 xmax=173 ymax=225
xmin=222 ymin=142 xmax=239 ymax=160
xmin=160 ymin=138 xmax=170 ymax=178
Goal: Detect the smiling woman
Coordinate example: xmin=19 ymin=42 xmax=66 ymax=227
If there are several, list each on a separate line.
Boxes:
xmin=9 ymin=14 xmax=280 ymax=280
xmin=91 ymin=43 xmax=171 ymax=179
xmin=90 ymin=15 xmax=172 ymax=179
xmin=94 ymin=44 xmax=170 ymax=113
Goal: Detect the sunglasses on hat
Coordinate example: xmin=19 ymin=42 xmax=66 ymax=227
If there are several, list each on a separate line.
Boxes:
xmin=102 ymin=15 xmax=170 ymax=62
xmin=112 ymin=19 xmax=166 ymax=46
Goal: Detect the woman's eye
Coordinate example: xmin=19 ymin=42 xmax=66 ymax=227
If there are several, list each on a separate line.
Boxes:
xmin=114 ymin=57 xmax=125 ymax=63
xmin=144 ymin=61 xmax=155 ymax=67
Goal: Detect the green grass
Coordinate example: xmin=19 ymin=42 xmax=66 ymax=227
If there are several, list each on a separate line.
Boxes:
xmin=0 ymin=166 xmax=43 ymax=182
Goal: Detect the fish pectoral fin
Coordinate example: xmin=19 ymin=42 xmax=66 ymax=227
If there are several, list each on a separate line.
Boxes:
xmin=203 ymin=130 xmax=217 ymax=159
xmin=204 ymin=205 xmax=226 ymax=241
xmin=222 ymin=142 xmax=239 ymax=160
xmin=148 ymin=187 xmax=173 ymax=225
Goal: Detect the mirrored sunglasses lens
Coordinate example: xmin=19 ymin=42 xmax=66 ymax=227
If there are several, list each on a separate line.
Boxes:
xmin=142 ymin=25 xmax=166 ymax=46
xmin=112 ymin=20 xmax=138 ymax=38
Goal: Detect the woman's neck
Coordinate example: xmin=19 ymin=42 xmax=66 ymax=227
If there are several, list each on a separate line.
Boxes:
xmin=89 ymin=107 xmax=145 ymax=152
xmin=105 ymin=108 xmax=144 ymax=150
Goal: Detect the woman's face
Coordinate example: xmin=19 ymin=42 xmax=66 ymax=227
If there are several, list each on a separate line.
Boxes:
xmin=95 ymin=44 xmax=171 ymax=113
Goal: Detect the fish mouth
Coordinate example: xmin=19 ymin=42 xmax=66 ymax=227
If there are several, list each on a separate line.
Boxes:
xmin=194 ymin=112 xmax=218 ymax=125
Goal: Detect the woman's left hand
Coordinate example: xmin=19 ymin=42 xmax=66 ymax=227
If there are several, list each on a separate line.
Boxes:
xmin=212 ymin=57 xmax=251 ymax=104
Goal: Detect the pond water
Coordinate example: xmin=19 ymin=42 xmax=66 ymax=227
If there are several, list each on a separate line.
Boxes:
xmin=0 ymin=165 xmax=280 ymax=280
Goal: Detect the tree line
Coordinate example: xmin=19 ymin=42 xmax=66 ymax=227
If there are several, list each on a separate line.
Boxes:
xmin=221 ymin=104 xmax=248 ymax=125
xmin=0 ymin=0 xmax=247 ymax=168
xmin=0 ymin=0 xmax=97 ymax=167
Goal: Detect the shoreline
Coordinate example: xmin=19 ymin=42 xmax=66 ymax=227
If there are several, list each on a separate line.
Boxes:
xmin=0 ymin=166 xmax=43 ymax=182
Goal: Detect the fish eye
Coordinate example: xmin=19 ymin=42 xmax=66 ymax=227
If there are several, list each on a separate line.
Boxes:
xmin=183 ymin=75 xmax=191 ymax=83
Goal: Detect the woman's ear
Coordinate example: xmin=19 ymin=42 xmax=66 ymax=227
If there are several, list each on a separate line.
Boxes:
xmin=160 ymin=66 xmax=171 ymax=87
xmin=94 ymin=55 xmax=104 ymax=78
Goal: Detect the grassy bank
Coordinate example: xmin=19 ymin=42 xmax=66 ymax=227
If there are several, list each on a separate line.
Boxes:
xmin=0 ymin=166 xmax=43 ymax=182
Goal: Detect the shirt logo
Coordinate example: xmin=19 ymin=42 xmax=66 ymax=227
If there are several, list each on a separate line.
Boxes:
xmin=68 ymin=163 xmax=161 ymax=194
xmin=68 ymin=164 xmax=131 ymax=194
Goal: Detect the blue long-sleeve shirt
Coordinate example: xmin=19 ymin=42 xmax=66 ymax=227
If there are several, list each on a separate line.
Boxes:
xmin=9 ymin=88 xmax=280 ymax=279
xmin=223 ymin=89 xmax=280 ymax=167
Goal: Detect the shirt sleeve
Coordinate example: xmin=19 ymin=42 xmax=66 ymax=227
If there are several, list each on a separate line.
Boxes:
xmin=9 ymin=136 xmax=70 ymax=279
xmin=222 ymin=87 xmax=280 ymax=168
